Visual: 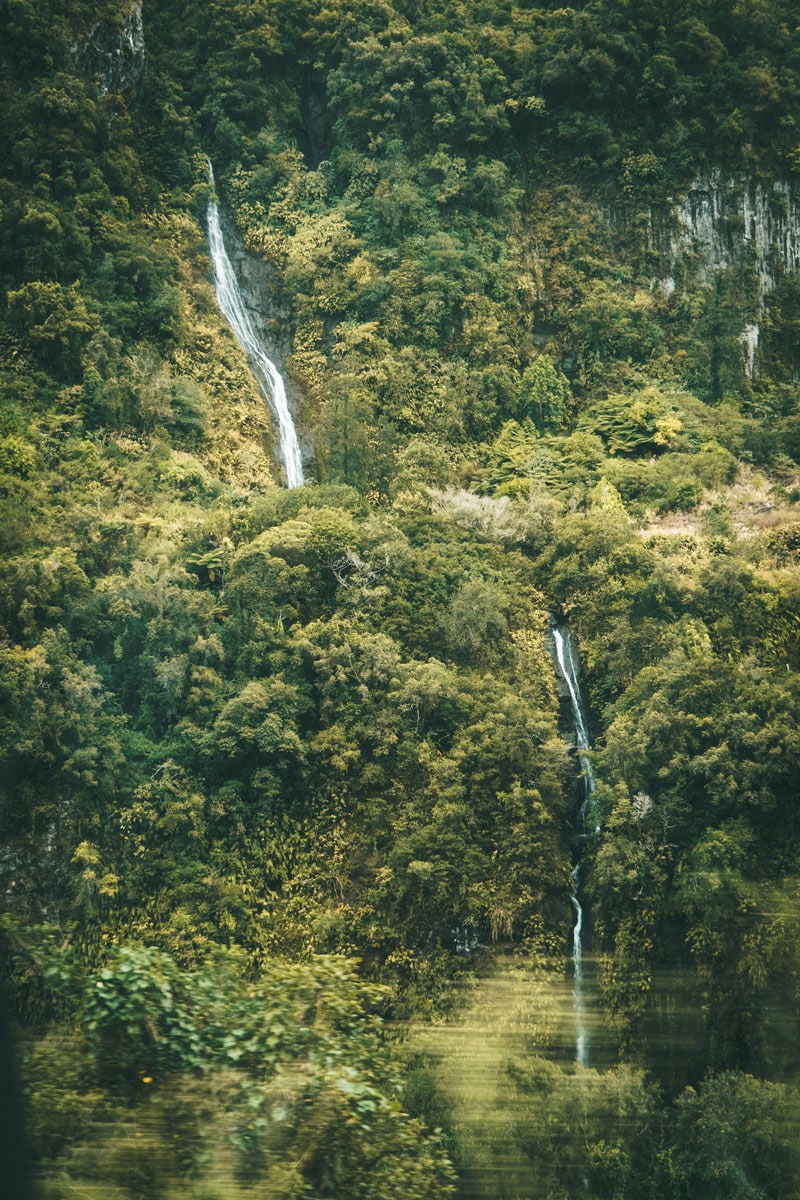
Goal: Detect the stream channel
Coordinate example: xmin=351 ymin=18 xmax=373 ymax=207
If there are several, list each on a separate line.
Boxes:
xmin=411 ymin=626 xmax=610 ymax=1199
xmin=206 ymin=162 xmax=305 ymax=489
xmin=412 ymin=626 xmax=710 ymax=1198
xmin=551 ymin=623 xmax=596 ymax=1071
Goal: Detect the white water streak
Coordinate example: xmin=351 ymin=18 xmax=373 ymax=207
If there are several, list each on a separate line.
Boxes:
xmin=206 ymin=163 xmax=304 ymax=488
xmin=570 ymin=862 xmax=588 ymax=1068
xmin=553 ymin=626 xmax=594 ymax=1068
xmin=741 ymin=322 xmax=759 ymax=381
xmin=552 ymin=627 xmax=595 ymax=820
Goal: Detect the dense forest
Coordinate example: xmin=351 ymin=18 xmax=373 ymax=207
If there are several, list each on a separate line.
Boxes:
xmin=3 ymin=0 xmax=800 ymax=1196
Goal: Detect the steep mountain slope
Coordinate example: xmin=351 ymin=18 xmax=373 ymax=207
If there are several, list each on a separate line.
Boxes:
xmin=3 ymin=2 xmax=800 ymax=1197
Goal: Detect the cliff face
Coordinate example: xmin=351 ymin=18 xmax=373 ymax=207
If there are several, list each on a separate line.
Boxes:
xmin=76 ymin=1 xmax=145 ymax=94
xmin=654 ymin=171 xmax=800 ymax=300
xmin=612 ymin=172 xmax=800 ymax=379
xmin=211 ymin=203 xmax=310 ymax=444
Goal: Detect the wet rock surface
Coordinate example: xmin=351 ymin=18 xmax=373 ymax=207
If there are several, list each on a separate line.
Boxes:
xmin=76 ymin=2 xmax=145 ymax=94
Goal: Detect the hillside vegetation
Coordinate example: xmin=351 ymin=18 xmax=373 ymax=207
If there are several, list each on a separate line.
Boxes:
xmin=3 ymin=1 xmax=800 ymax=1196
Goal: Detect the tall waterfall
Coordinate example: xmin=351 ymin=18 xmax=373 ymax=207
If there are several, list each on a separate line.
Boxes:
xmin=206 ymin=164 xmax=304 ymax=489
xmin=552 ymin=627 xmax=595 ymax=820
xmin=552 ymin=626 xmax=595 ymax=1068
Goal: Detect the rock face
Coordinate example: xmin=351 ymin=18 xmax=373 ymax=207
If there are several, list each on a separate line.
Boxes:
xmin=212 ymin=204 xmax=308 ymax=456
xmin=612 ymin=171 xmax=800 ymax=378
xmin=78 ymin=2 xmax=145 ymax=94
xmin=222 ymin=213 xmax=294 ymax=364
xmin=653 ymin=170 xmax=800 ymax=301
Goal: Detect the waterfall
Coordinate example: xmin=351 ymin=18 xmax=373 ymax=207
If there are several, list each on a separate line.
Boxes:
xmin=741 ymin=322 xmax=760 ymax=381
xmin=206 ymin=163 xmax=304 ymax=489
xmin=552 ymin=625 xmax=595 ymax=1068
xmin=570 ymin=863 xmax=588 ymax=1068
xmin=552 ymin=627 xmax=595 ymax=822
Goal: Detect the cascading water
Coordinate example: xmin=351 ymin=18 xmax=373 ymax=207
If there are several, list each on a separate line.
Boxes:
xmin=569 ymin=864 xmax=587 ymax=1068
xmin=552 ymin=625 xmax=595 ymax=1069
xmin=552 ymin=627 xmax=595 ymax=820
xmin=741 ymin=322 xmax=760 ymax=381
xmin=206 ymin=163 xmax=304 ymax=489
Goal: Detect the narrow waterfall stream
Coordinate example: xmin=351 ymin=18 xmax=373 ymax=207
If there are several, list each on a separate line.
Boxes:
xmin=206 ymin=163 xmax=304 ymax=488
xmin=552 ymin=626 xmax=595 ymax=1069
xmin=413 ymin=631 xmax=608 ymax=1197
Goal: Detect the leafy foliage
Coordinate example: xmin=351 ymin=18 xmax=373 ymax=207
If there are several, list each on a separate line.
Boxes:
xmin=4 ymin=0 xmax=800 ymax=1196
xmin=17 ymin=942 xmax=455 ymax=1198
